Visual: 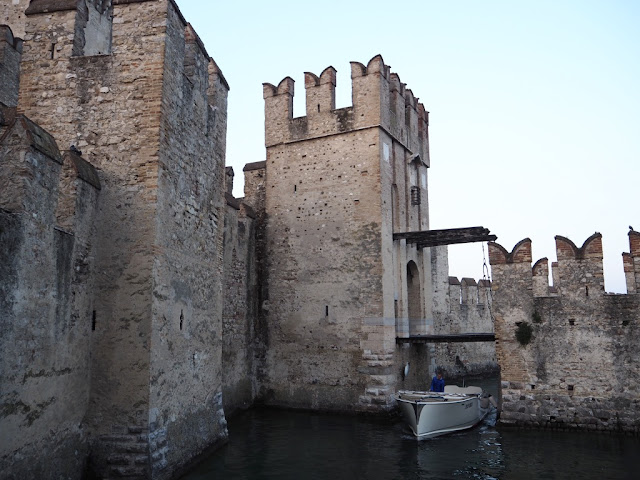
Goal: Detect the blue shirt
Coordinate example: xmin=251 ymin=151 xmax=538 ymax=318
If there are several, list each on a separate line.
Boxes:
xmin=430 ymin=376 xmax=445 ymax=392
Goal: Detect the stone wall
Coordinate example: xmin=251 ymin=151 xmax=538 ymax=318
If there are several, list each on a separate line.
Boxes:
xmin=222 ymin=171 xmax=259 ymax=416
xmin=0 ymin=117 xmax=100 ymax=479
xmin=147 ymin=13 xmax=229 ymax=479
xmin=489 ymin=231 xmax=640 ymax=434
xmin=1 ymin=2 xmax=510 ymax=477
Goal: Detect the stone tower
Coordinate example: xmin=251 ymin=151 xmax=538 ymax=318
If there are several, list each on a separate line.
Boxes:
xmin=259 ymin=55 xmax=432 ymax=411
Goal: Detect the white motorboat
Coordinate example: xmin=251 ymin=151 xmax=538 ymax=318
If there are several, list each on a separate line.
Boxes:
xmin=395 ymin=385 xmax=495 ymax=438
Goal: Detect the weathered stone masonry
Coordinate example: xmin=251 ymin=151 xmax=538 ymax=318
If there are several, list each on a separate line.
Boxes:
xmin=489 ymin=231 xmax=640 ymax=433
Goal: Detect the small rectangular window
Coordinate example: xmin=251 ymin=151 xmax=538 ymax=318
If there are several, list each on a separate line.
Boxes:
xmin=410 ymin=186 xmax=421 ymax=206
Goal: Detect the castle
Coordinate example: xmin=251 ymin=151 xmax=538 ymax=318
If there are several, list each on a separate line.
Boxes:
xmin=2 ymin=1 xmax=635 ymax=480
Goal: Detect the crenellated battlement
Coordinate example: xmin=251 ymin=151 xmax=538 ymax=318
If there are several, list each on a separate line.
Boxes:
xmin=488 ymin=238 xmax=532 ymax=265
xmin=263 ymin=54 xmax=429 ymax=164
xmin=490 ymin=229 xmax=640 ymax=434
xmin=447 ymin=276 xmax=492 ymax=307
xmin=489 ymin=230 xmax=640 ymax=297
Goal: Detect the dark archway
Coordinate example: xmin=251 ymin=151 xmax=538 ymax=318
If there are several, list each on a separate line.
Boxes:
xmin=407 ymin=261 xmax=421 ymax=322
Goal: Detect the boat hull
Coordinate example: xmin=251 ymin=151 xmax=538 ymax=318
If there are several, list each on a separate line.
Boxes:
xmin=396 ymin=390 xmax=489 ymax=438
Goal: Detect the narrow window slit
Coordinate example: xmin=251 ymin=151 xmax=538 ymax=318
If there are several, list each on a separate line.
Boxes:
xmin=180 ymin=310 xmax=184 ymax=330
xmin=91 ymin=310 xmax=96 ymax=331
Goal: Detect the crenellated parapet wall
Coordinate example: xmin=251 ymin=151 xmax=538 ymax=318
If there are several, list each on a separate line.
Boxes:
xmin=554 ymin=233 xmax=605 ymax=298
xmin=489 ymin=231 xmax=640 ymax=434
xmin=263 ymin=54 xmax=429 ymax=165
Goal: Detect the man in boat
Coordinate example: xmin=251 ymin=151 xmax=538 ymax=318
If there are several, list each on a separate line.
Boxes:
xmin=430 ymin=370 xmax=445 ymax=392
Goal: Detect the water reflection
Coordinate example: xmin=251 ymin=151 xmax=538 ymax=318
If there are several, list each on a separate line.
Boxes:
xmin=183 ymin=405 xmax=638 ymax=480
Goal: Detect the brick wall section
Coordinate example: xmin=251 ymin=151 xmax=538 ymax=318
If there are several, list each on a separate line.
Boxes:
xmin=532 ymin=257 xmax=550 ymax=297
xmin=0 ymin=117 xmax=99 ymax=479
xmin=442 ymin=277 xmax=496 ymax=376
xmin=554 ymin=233 xmax=604 ymax=298
xmin=242 ymin=162 xmax=269 ymax=387
xmin=489 ymin=239 xmax=533 ymax=385
xmin=490 ymin=233 xmax=640 ymax=434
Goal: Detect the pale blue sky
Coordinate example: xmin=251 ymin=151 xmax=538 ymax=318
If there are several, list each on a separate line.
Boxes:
xmin=176 ymin=0 xmax=639 ymax=293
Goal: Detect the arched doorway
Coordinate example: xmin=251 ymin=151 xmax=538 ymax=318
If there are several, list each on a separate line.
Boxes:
xmin=407 ymin=261 xmax=421 ymax=324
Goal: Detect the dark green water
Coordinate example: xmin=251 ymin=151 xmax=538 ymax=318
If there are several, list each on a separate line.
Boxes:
xmin=183 ymin=379 xmax=639 ymax=479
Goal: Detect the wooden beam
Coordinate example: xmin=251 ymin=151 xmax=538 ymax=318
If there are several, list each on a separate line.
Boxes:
xmin=393 ymin=226 xmax=497 ymax=248
xmin=396 ymin=333 xmax=496 ymax=344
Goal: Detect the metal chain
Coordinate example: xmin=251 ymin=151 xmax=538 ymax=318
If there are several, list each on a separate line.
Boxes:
xmin=482 ymin=242 xmax=495 ymax=321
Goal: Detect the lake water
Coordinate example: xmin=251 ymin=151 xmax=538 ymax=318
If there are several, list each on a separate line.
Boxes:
xmin=182 ymin=378 xmax=639 ymax=479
